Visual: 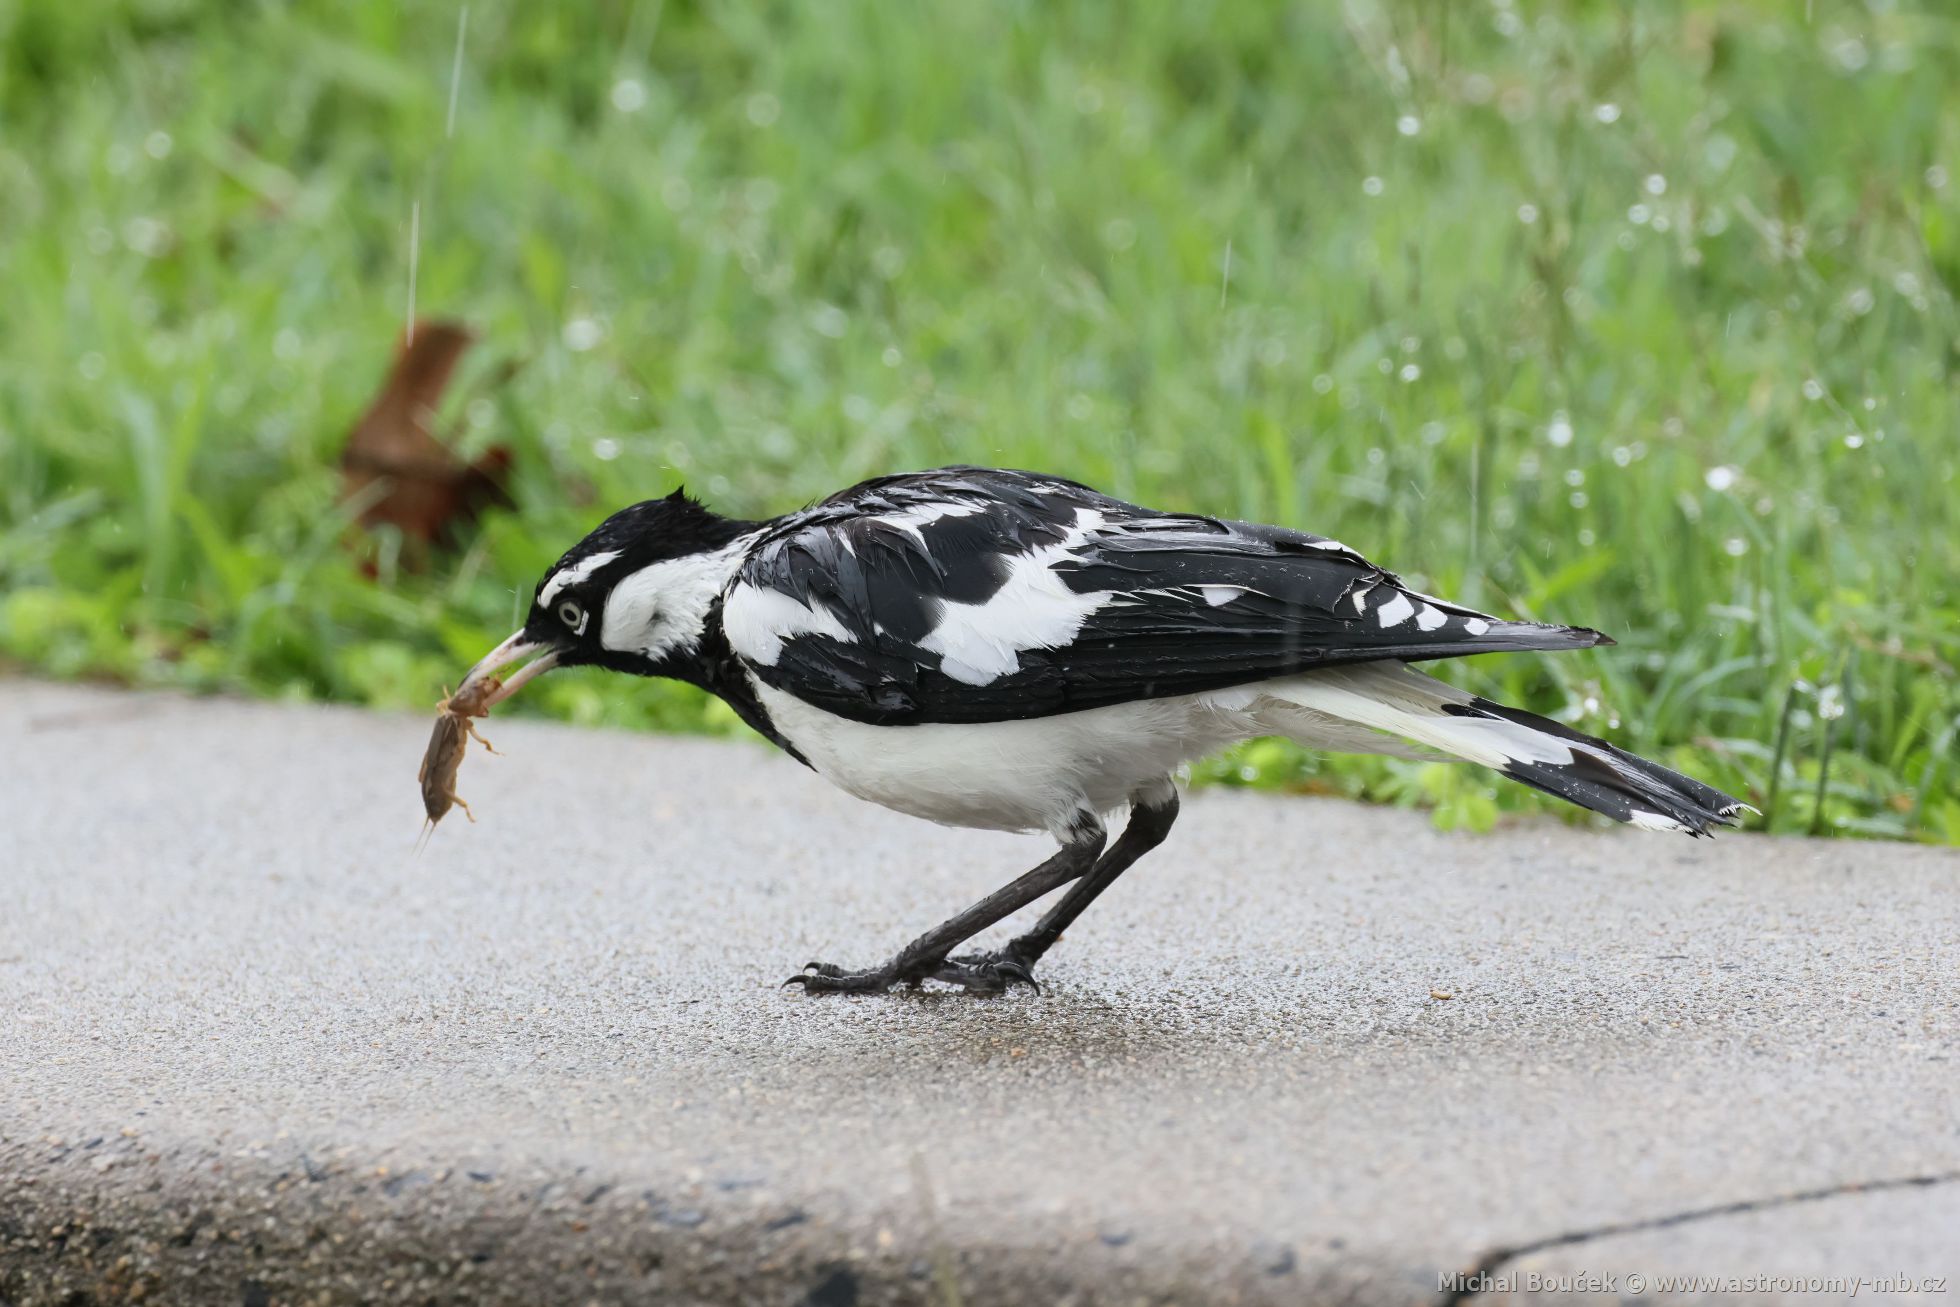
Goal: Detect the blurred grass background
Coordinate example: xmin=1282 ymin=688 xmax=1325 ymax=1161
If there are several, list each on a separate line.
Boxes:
xmin=1 ymin=0 xmax=1956 ymax=840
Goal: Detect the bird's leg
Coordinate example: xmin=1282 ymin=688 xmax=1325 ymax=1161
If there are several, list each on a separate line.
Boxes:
xmin=947 ymin=783 xmax=1179 ymax=989
xmin=785 ymin=812 xmax=1107 ymax=996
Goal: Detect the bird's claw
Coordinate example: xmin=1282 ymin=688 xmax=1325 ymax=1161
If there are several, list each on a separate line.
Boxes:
xmin=936 ymin=950 xmax=1043 ymax=996
xmin=782 ymin=952 xmax=1041 ymax=997
xmin=782 ymin=961 xmax=900 ymax=994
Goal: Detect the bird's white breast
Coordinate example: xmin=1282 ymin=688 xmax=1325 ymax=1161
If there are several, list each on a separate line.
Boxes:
xmin=750 ymin=679 xmax=1253 ymax=837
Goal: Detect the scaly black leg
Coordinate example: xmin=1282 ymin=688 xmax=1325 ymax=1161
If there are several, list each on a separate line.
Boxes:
xmin=947 ymin=783 xmax=1179 ymax=991
xmin=785 ymin=812 xmax=1107 ymax=996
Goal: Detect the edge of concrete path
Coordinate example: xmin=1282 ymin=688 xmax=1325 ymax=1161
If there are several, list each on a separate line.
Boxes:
xmin=0 ymin=1134 xmax=1418 ymax=1307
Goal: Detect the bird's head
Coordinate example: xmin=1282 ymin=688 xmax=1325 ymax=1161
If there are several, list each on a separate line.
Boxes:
xmin=456 ymin=489 xmax=759 ymax=708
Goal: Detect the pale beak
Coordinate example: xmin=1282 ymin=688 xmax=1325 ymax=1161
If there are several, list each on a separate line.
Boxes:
xmin=458 ymin=630 xmax=562 ymax=709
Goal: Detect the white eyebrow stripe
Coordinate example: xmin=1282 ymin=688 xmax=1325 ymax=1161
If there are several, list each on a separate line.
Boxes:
xmin=539 ymin=550 xmax=621 ymax=606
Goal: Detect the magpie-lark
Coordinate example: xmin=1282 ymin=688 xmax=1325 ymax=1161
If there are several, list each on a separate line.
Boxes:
xmin=457 ymin=466 xmax=1745 ymax=995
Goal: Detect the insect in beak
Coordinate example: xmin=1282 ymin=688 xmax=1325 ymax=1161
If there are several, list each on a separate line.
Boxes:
xmin=457 ymin=630 xmax=562 ymax=710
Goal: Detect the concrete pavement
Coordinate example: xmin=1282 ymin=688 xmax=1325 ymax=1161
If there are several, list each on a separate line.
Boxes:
xmin=2 ymin=679 xmax=1956 ymax=1305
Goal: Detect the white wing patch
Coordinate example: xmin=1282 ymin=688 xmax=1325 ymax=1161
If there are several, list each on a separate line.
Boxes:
xmin=723 ymin=583 xmax=857 ymax=667
xmin=919 ymin=508 xmax=1111 ymax=686
xmin=1198 ymin=584 xmax=1246 ymax=607
xmin=1463 ymin=617 xmax=1491 ymax=636
xmin=1414 ymin=603 xmax=1448 ymax=631
xmin=1373 ymin=592 xmax=1415 ymax=628
xmin=878 ymin=500 xmax=986 ymax=540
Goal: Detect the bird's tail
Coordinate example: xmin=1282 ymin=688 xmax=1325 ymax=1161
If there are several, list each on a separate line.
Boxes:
xmin=1254 ymin=662 xmax=1748 ymax=836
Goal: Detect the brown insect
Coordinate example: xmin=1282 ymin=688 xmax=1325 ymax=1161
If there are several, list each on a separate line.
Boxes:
xmin=417 ymin=677 xmax=502 ymax=840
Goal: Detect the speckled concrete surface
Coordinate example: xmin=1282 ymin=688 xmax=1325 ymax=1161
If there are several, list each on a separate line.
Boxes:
xmin=2 ymin=680 xmax=1955 ymax=1306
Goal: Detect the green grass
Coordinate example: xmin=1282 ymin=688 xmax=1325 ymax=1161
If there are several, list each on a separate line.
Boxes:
xmin=2 ymin=0 xmax=1957 ymax=841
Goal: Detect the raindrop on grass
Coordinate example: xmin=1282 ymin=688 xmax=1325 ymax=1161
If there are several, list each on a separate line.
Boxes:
xmin=1362 ymin=176 xmax=1384 ymax=197
xmin=1593 ymin=103 xmax=1621 ymax=124
xmin=1397 ymin=115 xmax=1421 ymax=137
xmin=1643 ymin=174 xmax=1667 ymax=196
xmin=610 ymin=79 xmax=647 ymax=113
xmin=1546 ymin=413 xmax=1574 ymax=448
xmin=1628 ymin=203 xmax=1652 ymax=225
xmin=144 ymin=131 xmax=173 ymax=160
xmin=745 ymin=93 xmax=780 ymax=127
xmin=1802 ymin=378 xmax=1825 ymax=401
xmin=1399 ymin=363 xmax=1421 ymax=382
xmin=1705 ymin=466 xmax=1739 ymax=491
xmin=1723 ymin=537 xmax=1749 ymax=557
xmin=592 ymin=438 xmax=621 ymax=461
xmin=1843 ymin=433 xmax=1864 ymax=449
xmin=1517 ymin=203 xmax=1539 ymax=224
xmin=563 ymin=318 xmax=604 ymax=351
xmin=811 ymin=304 xmax=848 ymax=339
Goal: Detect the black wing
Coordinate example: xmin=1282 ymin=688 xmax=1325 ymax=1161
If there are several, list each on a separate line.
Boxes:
xmin=721 ymin=467 xmax=1608 ymax=725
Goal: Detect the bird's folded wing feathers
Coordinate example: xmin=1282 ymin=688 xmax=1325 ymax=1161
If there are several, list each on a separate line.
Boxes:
xmin=722 ymin=468 xmax=1607 ymax=725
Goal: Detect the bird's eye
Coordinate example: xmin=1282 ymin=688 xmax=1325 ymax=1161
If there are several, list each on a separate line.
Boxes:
xmin=557 ymin=600 xmax=584 ymax=629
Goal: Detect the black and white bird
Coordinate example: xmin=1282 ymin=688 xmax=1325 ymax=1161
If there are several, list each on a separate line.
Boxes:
xmin=456 ymin=466 xmax=1745 ymax=995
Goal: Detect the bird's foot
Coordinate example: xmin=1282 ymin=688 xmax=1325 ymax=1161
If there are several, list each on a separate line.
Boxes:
xmin=783 ymin=950 xmax=1040 ymax=997
xmin=937 ymin=946 xmax=1042 ymax=996
xmin=781 ymin=961 xmax=913 ymax=995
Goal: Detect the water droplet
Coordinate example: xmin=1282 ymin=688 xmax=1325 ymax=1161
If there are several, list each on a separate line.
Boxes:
xmin=1723 ymin=536 xmax=1749 ymax=557
xmin=1517 ymin=202 xmax=1539 ymax=224
xmin=1927 ymin=164 xmax=1949 ymax=190
xmin=881 ymin=346 xmax=902 ymax=368
xmin=810 ymin=304 xmax=848 ymax=339
xmin=1361 ymin=176 xmax=1385 ymax=197
xmin=1593 ymin=103 xmax=1621 ymax=124
xmin=592 ymin=437 xmax=621 ymax=461
xmin=1366 ymin=447 xmax=1386 ymax=466
xmin=1578 ymin=528 xmax=1596 ymax=546
xmin=1311 ymin=374 xmax=1334 ymax=395
xmin=1102 ymin=218 xmax=1137 ymax=251
xmin=1843 ymin=432 xmax=1864 ymax=449
xmin=144 ymin=131 xmax=173 ymax=160
xmin=1611 ymin=446 xmax=1633 ymax=468
xmin=1802 ymin=378 xmax=1825 ymax=401
xmin=1569 ymin=490 xmax=1589 ymax=508
xmin=1628 ymin=203 xmax=1652 ymax=225
xmin=1817 ymin=685 xmax=1845 ymax=720
xmin=1397 ymin=114 xmax=1421 ymax=137
xmin=610 ymin=79 xmax=646 ymax=113
xmin=563 ymin=318 xmax=604 ymax=351
xmin=1564 ymin=468 xmax=1585 ymax=487
xmin=1704 ymin=465 xmax=1739 ymax=491
xmin=1399 ymin=363 xmax=1421 ymax=382
xmin=745 ymin=92 xmax=780 ymax=127
xmin=1547 ymin=413 xmax=1574 ymax=448
xmin=1845 ymin=287 xmax=1875 ymax=316
xmin=1643 ymin=174 xmax=1667 ymax=196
